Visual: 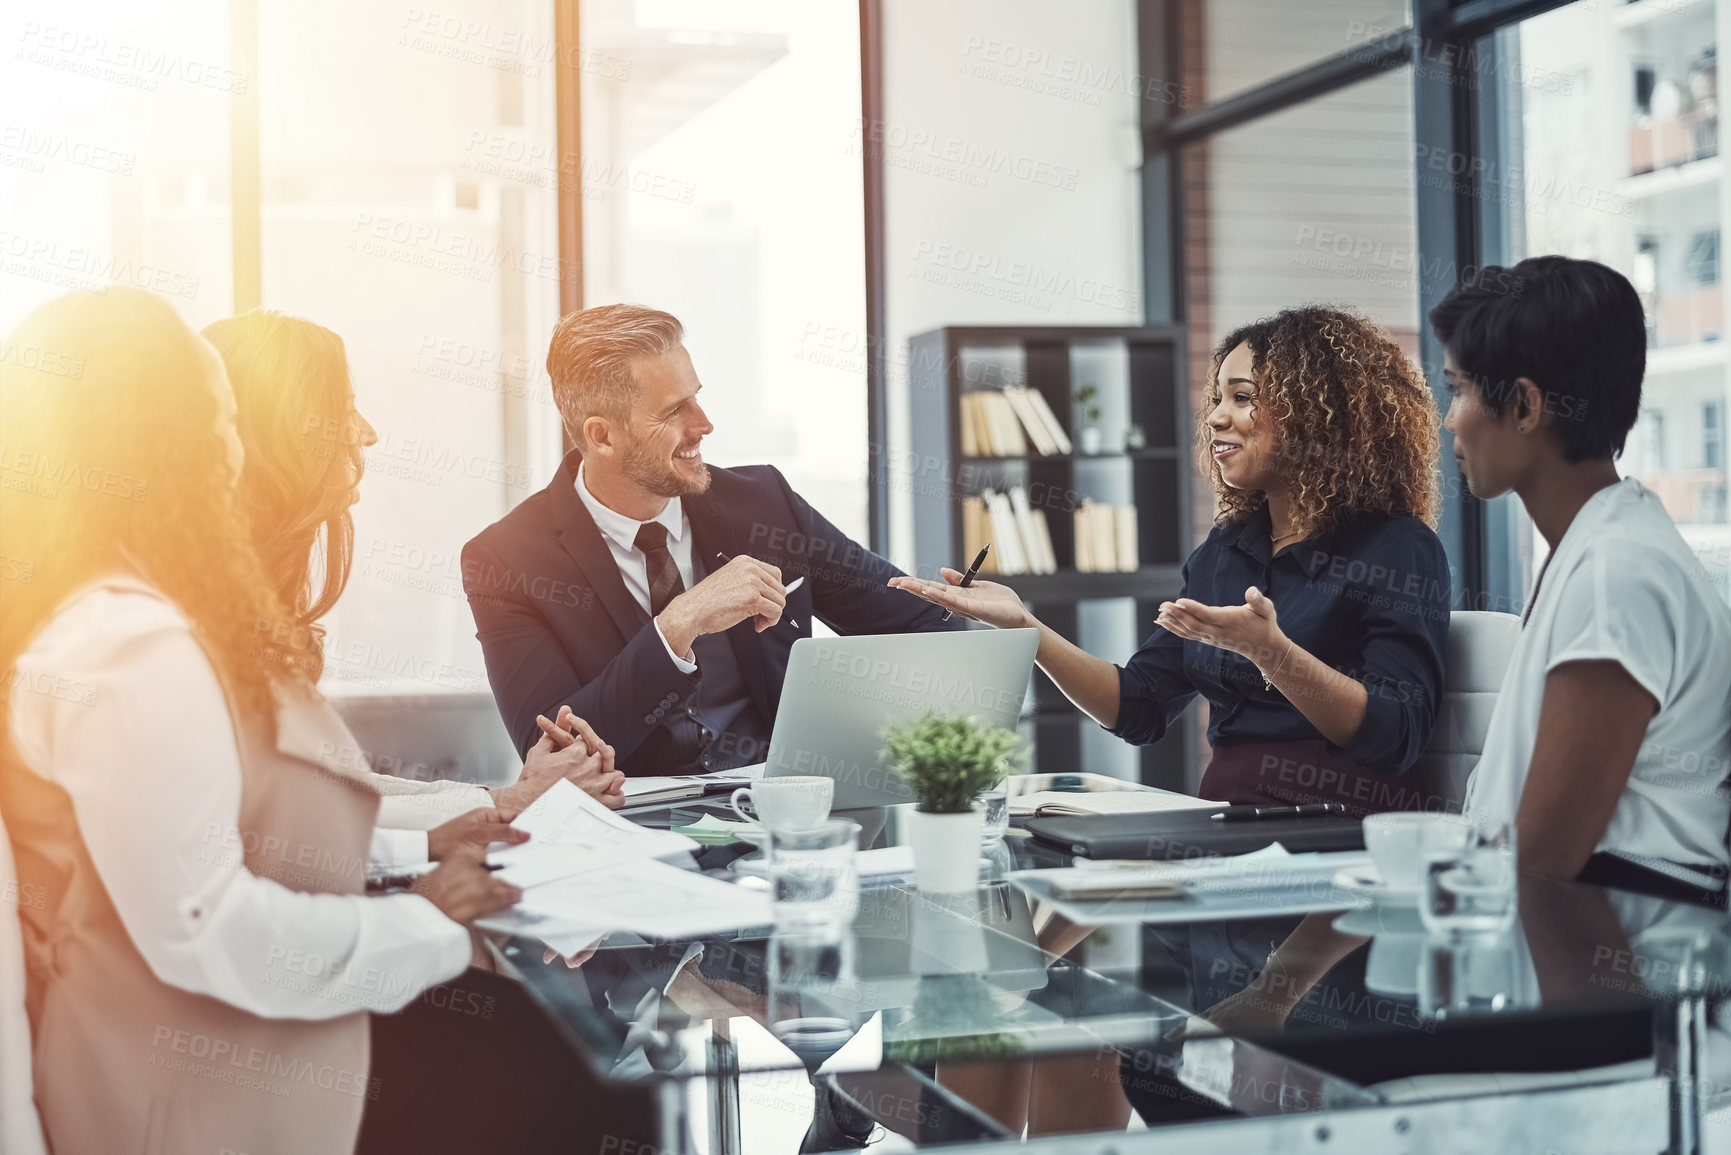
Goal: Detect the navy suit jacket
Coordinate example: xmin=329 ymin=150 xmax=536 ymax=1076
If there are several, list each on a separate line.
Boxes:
xmin=462 ymin=451 xmax=961 ymax=772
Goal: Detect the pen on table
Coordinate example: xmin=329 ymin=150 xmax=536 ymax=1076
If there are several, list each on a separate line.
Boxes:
xmin=714 ymin=551 xmax=803 ymax=628
xmin=941 ymin=543 xmax=991 ymax=623
xmin=1210 ymin=803 xmax=1347 ymax=822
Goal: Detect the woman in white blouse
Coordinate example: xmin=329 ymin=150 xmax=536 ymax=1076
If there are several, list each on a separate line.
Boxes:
xmin=1435 ymin=256 xmax=1731 ymax=903
xmin=0 ymin=287 xmax=520 ymax=1154
xmin=201 ymin=308 xmax=626 ymax=876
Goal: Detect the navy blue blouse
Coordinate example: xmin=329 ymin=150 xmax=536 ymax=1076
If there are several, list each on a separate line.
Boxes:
xmin=1110 ymin=504 xmax=1452 ymax=775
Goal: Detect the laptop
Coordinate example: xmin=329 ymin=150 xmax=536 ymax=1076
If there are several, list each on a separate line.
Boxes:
xmin=761 ymin=628 xmax=1040 ymax=809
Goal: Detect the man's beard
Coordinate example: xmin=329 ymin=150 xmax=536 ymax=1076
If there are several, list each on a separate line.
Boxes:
xmin=622 ymin=438 xmax=711 ymax=498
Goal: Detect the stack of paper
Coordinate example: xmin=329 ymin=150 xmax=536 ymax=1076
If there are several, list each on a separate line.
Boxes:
xmin=479 ymin=780 xmax=774 ymax=945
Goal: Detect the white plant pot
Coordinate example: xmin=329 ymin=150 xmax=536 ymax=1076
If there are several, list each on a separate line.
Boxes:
xmin=907 ymin=808 xmax=985 ymax=894
xmin=1078 ymin=426 xmax=1103 ymax=454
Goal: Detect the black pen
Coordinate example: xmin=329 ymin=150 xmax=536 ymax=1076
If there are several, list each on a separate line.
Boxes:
xmin=1209 ymin=803 xmax=1346 ymax=822
xmin=715 ymin=551 xmax=801 ymax=629
xmin=942 ymin=544 xmax=991 ymax=622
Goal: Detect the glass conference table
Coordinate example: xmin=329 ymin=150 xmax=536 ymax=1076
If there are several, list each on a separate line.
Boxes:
xmin=486 ymin=774 xmax=1726 ymax=1155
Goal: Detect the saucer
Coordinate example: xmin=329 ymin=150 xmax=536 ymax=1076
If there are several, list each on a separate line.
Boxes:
xmin=1333 ymin=901 xmax=1425 ymax=937
xmin=1332 ymin=865 xmax=1421 ymax=905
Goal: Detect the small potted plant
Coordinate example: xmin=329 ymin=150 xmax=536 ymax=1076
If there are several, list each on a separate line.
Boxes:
xmin=1124 ymin=422 xmax=1146 ymax=451
xmin=1074 ymin=384 xmax=1103 ymax=454
xmin=882 ymin=712 xmax=1023 ymax=893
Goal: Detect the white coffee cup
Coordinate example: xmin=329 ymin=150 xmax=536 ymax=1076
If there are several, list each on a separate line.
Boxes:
xmin=1362 ymin=812 xmax=1472 ymax=894
xmin=731 ymin=776 xmax=834 ymax=831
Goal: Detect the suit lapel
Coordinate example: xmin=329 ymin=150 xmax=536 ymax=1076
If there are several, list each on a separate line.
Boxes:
xmin=685 ymin=488 xmax=772 ymax=709
xmin=549 ymin=452 xmax=651 ymax=644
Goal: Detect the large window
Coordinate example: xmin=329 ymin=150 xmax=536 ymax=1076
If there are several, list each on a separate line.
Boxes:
xmin=578 ymin=0 xmax=868 ymax=540
xmin=256 ymin=0 xmax=566 ymax=694
xmin=1180 ymin=66 xmax=1421 ymax=545
xmin=1 ymin=0 xmax=568 ymax=700
xmin=1496 ymin=0 xmax=1727 ymax=601
xmin=0 ymin=0 xmax=234 ymax=333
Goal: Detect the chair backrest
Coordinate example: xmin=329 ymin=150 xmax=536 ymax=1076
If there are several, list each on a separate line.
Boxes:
xmin=1411 ymin=610 xmax=1521 ymax=810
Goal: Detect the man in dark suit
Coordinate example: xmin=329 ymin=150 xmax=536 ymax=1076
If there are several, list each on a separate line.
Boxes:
xmin=462 ymin=303 xmax=960 ymax=775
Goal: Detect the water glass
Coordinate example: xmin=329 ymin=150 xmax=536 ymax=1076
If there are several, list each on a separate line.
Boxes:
xmin=1417 ymin=931 xmax=1523 ymax=1018
xmin=768 ymin=929 xmax=864 ymax=1071
xmin=976 ymin=788 xmax=1009 ymax=844
xmin=1420 ymin=824 xmax=1517 ymax=938
xmin=768 ymin=818 xmax=860 ymax=930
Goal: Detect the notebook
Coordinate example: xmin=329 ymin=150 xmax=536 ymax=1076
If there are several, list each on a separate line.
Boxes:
xmin=1008 ymin=789 xmax=1225 ymax=819
xmin=1023 ymin=810 xmax=1364 ymax=860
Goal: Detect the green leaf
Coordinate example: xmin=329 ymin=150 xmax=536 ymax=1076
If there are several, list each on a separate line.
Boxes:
xmin=879 ymin=711 xmax=1024 ymax=813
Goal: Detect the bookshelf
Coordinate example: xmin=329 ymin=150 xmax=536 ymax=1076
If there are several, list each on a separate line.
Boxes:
xmin=907 ymin=325 xmax=1197 ymax=792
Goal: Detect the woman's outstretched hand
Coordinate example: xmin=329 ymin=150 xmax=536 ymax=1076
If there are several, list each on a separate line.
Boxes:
xmin=1156 ymin=585 xmax=1286 ymax=668
xmin=887 ymin=568 xmax=1036 ymax=631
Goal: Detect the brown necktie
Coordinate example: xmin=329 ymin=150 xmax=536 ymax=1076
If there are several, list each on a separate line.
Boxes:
xmin=634 ymin=522 xmax=685 ymax=617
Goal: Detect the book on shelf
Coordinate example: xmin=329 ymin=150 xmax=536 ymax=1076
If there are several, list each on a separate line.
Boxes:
xmin=985 ymin=490 xmax=1029 ymax=574
xmin=1002 ymin=387 xmax=1059 ymax=455
xmin=1020 ymin=388 xmax=1074 ymax=454
xmin=1073 ymin=499 xmax=1138 ymax=572
xmin=961 ymin=387 xmax=1073 ymax=457
xmin=1114 ymin=505 xmax=1138 ymax=574
xmin=979 ymin=392 xmax=1027 ymax=456
xmin=968 ymin=487 xmax=1058 ymax=576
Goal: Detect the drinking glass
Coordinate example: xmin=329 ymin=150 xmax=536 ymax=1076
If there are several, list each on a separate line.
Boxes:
xmin=976 ymin=788 xmax=1009 ymax=844
xmin=1417 ymin=930 xmax=1523 ymax=1018
xmin=767 ymin=818 xmax=860 ymax=930
xmin=1420 ymin=823 xmax=1517 ymax=938
xmin=767 ymin=929 xmax=865 ymax=1072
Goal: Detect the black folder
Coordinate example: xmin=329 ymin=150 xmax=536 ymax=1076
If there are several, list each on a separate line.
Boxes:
xmin=1023 ymin=810 xmax=1364 ymax=860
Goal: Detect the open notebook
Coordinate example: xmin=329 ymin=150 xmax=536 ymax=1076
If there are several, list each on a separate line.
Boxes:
xmin=1008 ymin=789 xmax=1224 ymax=819
xmin=621 ymin=762 xmax=765 ymax=807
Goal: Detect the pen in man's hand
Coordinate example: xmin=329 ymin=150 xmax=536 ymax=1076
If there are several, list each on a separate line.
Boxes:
xmin=942 ymin=543 xmax=991 ymax=622
xmin=715 ymin=551 xmax=802 ymax=626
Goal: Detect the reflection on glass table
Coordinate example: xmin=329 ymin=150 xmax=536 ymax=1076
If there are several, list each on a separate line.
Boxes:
xmin=489 ymin=774 xmax=1730 ymax=1151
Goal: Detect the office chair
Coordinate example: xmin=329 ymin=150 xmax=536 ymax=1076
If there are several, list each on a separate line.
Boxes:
xmin=1410 ymin=610 xmax=1521 ymax=811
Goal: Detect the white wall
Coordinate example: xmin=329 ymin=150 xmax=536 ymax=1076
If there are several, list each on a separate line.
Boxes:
xmin=880 ymin=0 xmax=1146 ymax=568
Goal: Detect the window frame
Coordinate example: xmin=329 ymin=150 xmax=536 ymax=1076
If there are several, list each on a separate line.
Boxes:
xmin=1134 ymin=0 xmax=1578 ymax=614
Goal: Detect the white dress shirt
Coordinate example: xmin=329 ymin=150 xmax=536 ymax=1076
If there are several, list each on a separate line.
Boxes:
xmin=8 ymin=584 xmax=471 ymax=1019
xmin=367 ymin=783 xmax=495 ymax=871
xmin=575 ymin=461 xmax=700 ymax=672
xmin=1464 ymin=478 xmax=1731 ymax=887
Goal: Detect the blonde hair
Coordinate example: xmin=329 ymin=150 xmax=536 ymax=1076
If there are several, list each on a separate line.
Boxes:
xmin=203 ymin=310 xmax=359 ymax=681
xmin=0 ymin=288 xmax=307 ymax=736
xmin=545 ymin=303 xmax=683 ymax=449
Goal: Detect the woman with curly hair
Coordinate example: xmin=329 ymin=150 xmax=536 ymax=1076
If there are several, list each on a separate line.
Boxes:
xmin=891 ymin=305 xmax=1450 ymax=812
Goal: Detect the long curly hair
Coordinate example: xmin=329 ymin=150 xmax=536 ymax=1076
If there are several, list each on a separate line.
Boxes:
xmin=0 ymin=288 xmax=311 ymax=740
xmin=203 ymin=311 xmax=362 ymax=682
xmin=1198 ymin=305 xmax=1440 ymax=540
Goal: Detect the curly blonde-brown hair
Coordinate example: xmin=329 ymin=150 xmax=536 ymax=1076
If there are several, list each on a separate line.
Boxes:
xmin=1198 ymin=305 xmax=1440 ymax=540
